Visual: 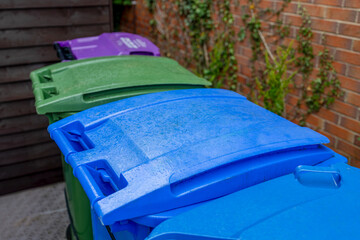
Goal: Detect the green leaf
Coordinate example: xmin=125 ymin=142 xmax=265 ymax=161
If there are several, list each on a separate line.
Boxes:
xmin=238 ymin=28 xmax=246 ymax=41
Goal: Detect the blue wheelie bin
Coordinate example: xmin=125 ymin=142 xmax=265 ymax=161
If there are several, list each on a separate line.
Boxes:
xmin=48 ymin=88 xmax=346 ymax=240
xmin=147 ymin=162 xmax=360 ymax=240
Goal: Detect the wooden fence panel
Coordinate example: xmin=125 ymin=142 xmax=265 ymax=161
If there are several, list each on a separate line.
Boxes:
xmin=0 ymin=114 xmax=49 ymax=135
xmin=0 ymin=63 xmax=50 ymax=83
xmin=1 ymin=0 xmax=109 ymax=9
xmin=0 ymin=81 xmax=34 ymax=102
xmin=0 ymin=155 xmax=61 ymax=181
xmin=0 ymin=142 xmax=59 ymax=166
xmin=0 ymin=168 xmax=63 ymax=195
xmin=0 ymin=46 xmax=59 ymax=67
xmin=0 ymin=7 xmax=110 ymax=29
xmin=0 ymin=24 xmax=111 ymax=49
xmin=0 ymin=0 xmax=112 ymax=194
xmin=0 ymin=128 xmax=52 ymax=151
xmin=0 ymin=99 xmax=37 ymax=119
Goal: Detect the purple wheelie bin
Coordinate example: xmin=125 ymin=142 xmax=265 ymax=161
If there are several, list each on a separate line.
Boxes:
xmin=54 ymin=32 xmax=160 ymax=61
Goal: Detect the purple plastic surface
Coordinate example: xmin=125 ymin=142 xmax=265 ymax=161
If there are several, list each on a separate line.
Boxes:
xmin=55 ymin=32 xmax=160 ymax=60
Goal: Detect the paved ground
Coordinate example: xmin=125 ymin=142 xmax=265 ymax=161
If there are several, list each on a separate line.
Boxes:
xmin=0 ymin=182 xmax=69 ymax=240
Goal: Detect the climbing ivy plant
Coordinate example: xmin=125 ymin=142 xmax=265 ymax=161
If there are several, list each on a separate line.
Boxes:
xmin=256 ymin=41 xmax=297 ymax=117
xmin=145 ymin=0 xmax=238 ymax=90
xmin=238 ymin=0 xmax=294 ymax=109
xmin=238 ymin=0 xmax=342 ymax=124
xmin=295 ymin=5 xmax=342 ymax=125
xmin=145 ymin=0 xmax=342 ymax=125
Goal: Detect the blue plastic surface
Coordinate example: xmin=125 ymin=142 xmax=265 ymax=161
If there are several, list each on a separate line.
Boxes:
xmin=131 ymin=151 xmax=346 ymax=228
xmin=93 ymin=152 xmax=348 ymax=240
xmin=91 ymin=210 xmax=150 ymax=240
xmin=48 ymin=88 xmax=336 ymax=226
xmin=147 ymin=162 xmax=360 ymax=240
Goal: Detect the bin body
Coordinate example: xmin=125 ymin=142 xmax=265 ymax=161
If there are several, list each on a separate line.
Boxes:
xmin=31 ymin=56 xmax=210 ymax=240
xmin=48 ymin=88 xmax=346 ymax=240
xmin=54 ymin=32 xmax=160 ymax=61
xmin=147 ymin=162 xmax=358 ymax=240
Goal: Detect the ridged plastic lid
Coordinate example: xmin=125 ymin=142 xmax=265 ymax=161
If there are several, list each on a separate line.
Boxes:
xmin=147 ymin=162 xmax=358 ymax=240
xmin=55 ymin=32 xmax=160 ymax=60
xmin=48 ymin=88 xmax=332 ymax=225
xmin=30 ymin=56 xmax=210 ymax=114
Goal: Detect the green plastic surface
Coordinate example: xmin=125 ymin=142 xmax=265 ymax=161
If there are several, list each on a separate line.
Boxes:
xmin=30 ymin=56 xmax=210 ymax=114
xmin=48 ymin=115 xmax=93 ymax=240
xmin=62 ymin=156 xmax=93 ymax=240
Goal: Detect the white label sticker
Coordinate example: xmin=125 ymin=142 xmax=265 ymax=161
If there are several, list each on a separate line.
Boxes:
xmin=119 ymin=37 xmax=138 ymax=49
xmin=133 ymin=39 xmax=147 ymax=48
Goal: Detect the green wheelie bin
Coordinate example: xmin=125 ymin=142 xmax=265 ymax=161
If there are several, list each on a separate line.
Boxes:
xmin=30 ymin=55 xmax=210 ymax=240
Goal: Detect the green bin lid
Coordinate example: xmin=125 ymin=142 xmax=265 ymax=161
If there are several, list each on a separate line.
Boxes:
xmin=30 ymin=56 xmax=210 ymax=114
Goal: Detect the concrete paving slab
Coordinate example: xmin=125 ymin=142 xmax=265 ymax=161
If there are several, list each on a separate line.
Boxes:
xmin=0 ymin=182 xmax=68 ymax=240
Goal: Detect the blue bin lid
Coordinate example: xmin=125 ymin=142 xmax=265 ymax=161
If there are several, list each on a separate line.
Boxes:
xmin=48 ymin=89 xmax=334 ymax=225
xmin=147 ymin=162 xmax=360 ymax=240
xmin=132 ymin=152 xmax=347 ymax=228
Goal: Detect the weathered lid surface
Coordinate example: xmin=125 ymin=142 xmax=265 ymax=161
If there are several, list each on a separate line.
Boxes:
xmin=55 ymin=32 xmax=160 ymax=60
xmin=147 ymin=162 xmax=358 ymax=240
xmin=48 ymin=88 xmax=333 ymax=225
xmin=30 ymin=56 xmax=210 ymax=114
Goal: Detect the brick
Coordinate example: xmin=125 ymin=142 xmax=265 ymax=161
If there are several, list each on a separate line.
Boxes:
xmin=282 ymin=37 xmax=299 ymax=49
xmin=355 ymin=135 xmax=360 ymax=146
xmin=313 ymin=32 xmax=323 ymax=44
xmin=325 ymin=121 xmax=355 ymax=142
xmin=338 ymin=139 xmax=360 ymax=157
xmin=326 ymin=8 xmax=357 ymax=22
xmin=335 ymin=50 xmax=360 ymax=65
xmin=285 ymin=15 xmax=302 ymax=27
xmin=290 ymin=114 xmax=300 ymax=125
xmin=334 ymin=147 xmax=351 ymax=161
xmin=241 ymin=66 xmax=252 ymax=78
xmin=294 ymin=0 xmax=312 ymax=2
xmin=236 ymin=55 xmax=248 ymax=66
xmin=237 ymin=75 xmax=247 ymax=84
xmin=307 ymin=114 xmax=324 ymax=129
xmin=341 ymin=116 xmax=360 ymax=133
xmin=242 ymin=47 xmax=252 ymax=58
xmin=339 ymin=23 xmax=360 ymax=38
xmin=317 ymin=108 xmax=339 ymax=123
xmin=283 ymin=3 xmax=298 ymax=14
xmin=344 ymin=1 xmax=360 ymax=8
xmin=348 ymin=65 xmax=360 ymax=80
xmin=331 ymin=62 xmax=346 ymax=75
xmin=346 ymin=91 xmax=360 ymax=107
xmin=312 ymin=43 xmax=325 ymax=55
xmin=318 ymin=130 xmax=336 ymax=148
xmin=338 ymin=75 xmax=360 ymax=92
xmin=349 ymin=158 xmax=360 ymax=169
xmin=240 ymin=84 xmax=251 ymax=95
xmin=330 ymin=100 xmax=358 ymax=118
xmin=286 ymin=94 xmax=299 ymax=106
xmin=303 ymin=5 xmax=326 ymax=18
xmin=314 ymin=0 xmax=342 ymax=6
xmin=258 ymin=0 xmax=274 ymax=9
xmin=324 ymin=34 xmax=352 ymax=49
xmin=234 ymin=16 xmax=244 ymax=27
xmin=353 ymin=40 xmax=360 ymax=52
xmin=312 ymin=19 xmax=338 ymax=34
xmin=309 ymin=68 xmax=320 ymax=80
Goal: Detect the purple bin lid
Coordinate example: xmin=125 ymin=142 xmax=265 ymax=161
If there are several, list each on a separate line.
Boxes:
xmin=54 ymin=32 xmax=160 ymax=60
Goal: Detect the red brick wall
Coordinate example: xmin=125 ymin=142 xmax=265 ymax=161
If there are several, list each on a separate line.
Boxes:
xmin=119 ymin=0 xmax=360 ymax=167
